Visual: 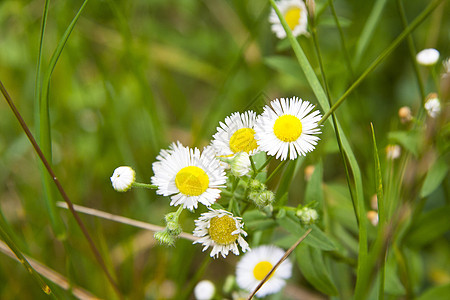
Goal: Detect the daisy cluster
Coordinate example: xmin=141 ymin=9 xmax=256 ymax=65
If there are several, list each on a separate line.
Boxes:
xmin=111 ymin=96 xmax=322 ymax=297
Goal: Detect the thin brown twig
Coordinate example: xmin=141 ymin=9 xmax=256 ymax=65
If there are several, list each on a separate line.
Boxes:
xmin=0 ymin=80 xmax=123 ymax=299
xmin=0 ymin=240 xmax=99 ymax=300
xmin=57 ymin=202 xmax=198 ymax=242
xmin=247 ymin=228 xmax=313 ymax=300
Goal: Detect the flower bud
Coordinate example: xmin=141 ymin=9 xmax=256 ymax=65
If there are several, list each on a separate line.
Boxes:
xmin=367 ymin=210 xmax=379 ymax=226
xmin=424 ymin=93 xmax=441 ymax=118
xmin=386 ymin=145 xmax=401 ymax=160
xmin=398 ymin=106 xmax=412 ymax=123
xmin=154 ymin=229 xmax=176 ymax=246
xmin=110 ymin=166 xmax=136 ymax=192
xmin=230 ymin=152 xmax=252 ymax=177
xmin=416 ymin=48 xmax=440 ymax=66
xmin=296 ymin=207 xmax=319 ymax=225
xmin=258 ymin=190 xmax=275 ymax=206
xmin=194 ymin=280 xmax=215 ymax=300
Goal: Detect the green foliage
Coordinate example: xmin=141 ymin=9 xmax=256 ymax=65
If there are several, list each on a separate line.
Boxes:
xmin=0 ymin=0 xmax=449 ymax=298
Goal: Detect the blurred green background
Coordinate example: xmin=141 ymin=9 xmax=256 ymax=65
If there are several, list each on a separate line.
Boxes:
xmin=0 ymin=0 xmax=448 ymax=299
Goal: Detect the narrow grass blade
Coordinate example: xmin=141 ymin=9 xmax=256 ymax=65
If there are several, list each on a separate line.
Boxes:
xmin=370 ymin=123 xmax=386 ymax=300
xmin=37 ymin=0 xmax=91 ymax=240
xmin=0 ymin=240 xmax=98 ymax=299
xmin=371 ymin=123 xmax=385 ymax=223
xmin=0 ymin=226 xmax=55 ymax=298
xmin=353 ymin=0 xmax=388 ymax=67
xmin=33 ymin=0 xmax=66 ymax=240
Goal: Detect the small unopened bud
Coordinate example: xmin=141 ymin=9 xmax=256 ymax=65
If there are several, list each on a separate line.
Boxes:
xmin=416 ymin=48 xmax=440 ymax=66
xmin=249 ymin=179 xmax=265 ymax=191
xmin=398 ymin=106 xmax=412 ymax=123
xmin=194 ymin=280 xmax=215 ymax=300
xmin=248 ymin=191 xmax=260 ymax=203
xmin=386 ymin=145 xmax=401 ymax=160
xmin=164 ymin=212 xmax=182 ymax=235
xmin=424 ymin=93 xmax=441 ymax=118
xmin=258 ymin=190 xmax=275 ymax=207
xmin=367 ymin=210 xmax=379 ymax=226
xmin=110 ymin=166 xmax=136 ymax=192
xmin=154 ymin=229 xmax=176 ymax=246
xmin=296 ymin=207 xmax=319 ymax=225
xmin=230 ymin=152 xmax=252 ymax=177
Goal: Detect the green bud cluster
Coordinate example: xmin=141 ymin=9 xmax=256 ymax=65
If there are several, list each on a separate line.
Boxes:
xmin=247 ymin=179 xmax=275 ymax=207
xmin=296 ymin=207 xmax=319 ymax=225
xmin=155 ymin=210 xmax=183 ymax=246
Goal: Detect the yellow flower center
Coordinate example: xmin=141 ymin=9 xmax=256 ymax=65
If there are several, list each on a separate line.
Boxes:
xmin=253 ymin=261 xmax=274 ymax=281
xmin=273 ymin=115 xmax=302 ymax=142
xmin=175 ymin=166 xmax=209 ymax=196
xmin=229 ymin=128 xmax=258 ymax=154
xmin=208 ymin=215 xmax=238 ymax=245
xmin=284 ymin=7 xmax=301 ymax=30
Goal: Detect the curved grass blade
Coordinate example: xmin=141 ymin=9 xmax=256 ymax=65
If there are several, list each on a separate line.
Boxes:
xmin=353 ymin=0 xmax=389 ymax=67
xmin=0 ymin=225 xmax=55 ymax=298
xmin=37 ymin=0 xmax=92 ymax=240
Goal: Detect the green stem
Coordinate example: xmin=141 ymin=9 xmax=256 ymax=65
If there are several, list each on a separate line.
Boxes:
xmin=328 ymin=0 xmax=354 ymax=79
xmin=249 ymin=155 xmax=257 ymax=174
xmin=253 ymin=156 xmax=273 ymax=178
xmin=132 ymin=182 xmax=157 ymax=189
xmin=265 ymin=160 xmax=288 ymax=184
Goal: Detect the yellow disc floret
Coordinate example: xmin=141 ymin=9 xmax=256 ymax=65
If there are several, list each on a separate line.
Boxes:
xmin=209 ymin=215 xmax=238 ymax=245
xmin=229 ymin=128 xmax=258 ymax=154
xmin=273 ymin=115 xmax=302 ymax=142
xmin=284 ymin=7 xmax=301 ymax=30
xmin=175 ymin=166 xmax=209 ymax=196
xmin=253 ymin=261 xmax=274 ymax=281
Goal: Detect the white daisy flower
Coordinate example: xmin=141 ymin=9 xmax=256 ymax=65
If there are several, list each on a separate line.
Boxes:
xmin=269 ymin=0 xmax=308 ymax=39
xmin=110 ymin=166 xmax=135 ymax=192
xmin=254 ymin=97 xmax=322 ymax=160
xmin=193 ymin=209 xmax=250 ymax=258
xmin=151 ymin=142 xmax=227 ymax=211
xmin=212 ymin=111 xmax=259 ymax=157
xmin=194 ymin=280 xmax=216 ymax=300
xmin=236 ymin=245 xmax=292 ymax=297
xmin=424 ymin=93 xmax=441 ymax=118
xmin=416 ymin=48 xmax=440 ymax=66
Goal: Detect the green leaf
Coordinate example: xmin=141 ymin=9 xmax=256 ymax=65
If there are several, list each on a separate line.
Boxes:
xmin=404 ymin=206 xmax=450 ymax=247
xmin=242 ymin=210 xmax=277 ymax=231
xmin=277 ymin=213 xmax=336 ymax=251
xmin=296 ymin=243 xmax=339 ymax=296
xmin=420 ymin=156 xmax=449 ymax=198
xmin=417 ymin=284 xmax=450 ymax=300
xmin=264 ymin=56 xmax=307 ymax=80
xmin=388 ymin=130 xmax=421 ymax=157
